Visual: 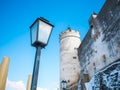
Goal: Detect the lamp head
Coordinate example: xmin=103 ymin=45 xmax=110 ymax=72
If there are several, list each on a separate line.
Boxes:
xmin=30 ymin=17 xmax=54 ymax=48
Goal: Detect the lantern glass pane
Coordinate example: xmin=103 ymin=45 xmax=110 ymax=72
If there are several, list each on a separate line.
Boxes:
xmin=62 ymin=81 xmax=66 ymax=88
xmin=31 ymin=22 xmax=38 ymax=44
xmin=38 ymin=20 xmax=52 ymax=45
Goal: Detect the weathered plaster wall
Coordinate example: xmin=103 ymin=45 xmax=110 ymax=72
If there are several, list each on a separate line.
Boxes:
xmin=86 ymin=61 xmax=120 ymax=90
xmin=78 ymin=0 xmax=120 ymax=89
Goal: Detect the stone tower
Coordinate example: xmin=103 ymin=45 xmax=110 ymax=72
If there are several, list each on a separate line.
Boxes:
xmin=60 ymin=27 xmax=81 ymax=90
xmin=26 ymin=74 xmax=32 ymax=90
xmin=0 ymin=56 xmax=10 ymax=90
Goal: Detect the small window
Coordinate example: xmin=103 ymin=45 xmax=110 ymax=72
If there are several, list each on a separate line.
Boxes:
xmin=68 ymin=80 xmax=70 ymax=83
xmin=74 ymin=48 xmax=77 ymax=50
xmin=73 ymin=57 xmax=77 ymax=59
xmin=93 ymin=62 xmax=95 ymax=66
xmin=102 ymin=55 xmax=106 ymax=60
xmin=73 ymin=68 xmax=76 ymax=70
xmin=90 ymin=25 xmax=93 ymax=28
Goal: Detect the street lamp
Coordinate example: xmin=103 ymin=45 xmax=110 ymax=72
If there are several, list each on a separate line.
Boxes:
xmin=30 ymin=17 xmax=54 ymax=90
xmin=61 ymin=80 xmax=67 ymax=90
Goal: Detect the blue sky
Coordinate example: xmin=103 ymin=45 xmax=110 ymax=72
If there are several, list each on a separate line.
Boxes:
xmin=0 ymin=0 xmax=105 ymax=90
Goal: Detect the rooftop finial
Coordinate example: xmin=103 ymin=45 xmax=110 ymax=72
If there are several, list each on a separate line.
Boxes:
xmin=68 ymin=25 xmax=71 ymax=31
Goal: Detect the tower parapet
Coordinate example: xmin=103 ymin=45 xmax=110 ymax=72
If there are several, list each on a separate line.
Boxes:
xmin=60 ymin=28 xmax=80 ymax=40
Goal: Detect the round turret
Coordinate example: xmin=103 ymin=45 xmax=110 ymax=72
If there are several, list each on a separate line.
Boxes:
xmin=60 ymin=27 xmax=81 ymax=89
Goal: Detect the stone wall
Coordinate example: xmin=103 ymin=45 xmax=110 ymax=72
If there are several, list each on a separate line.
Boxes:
xmin=89 ymin=60 xmax=120 ymax=90
xmin=78 ymin=0 xmax=120 ymax=89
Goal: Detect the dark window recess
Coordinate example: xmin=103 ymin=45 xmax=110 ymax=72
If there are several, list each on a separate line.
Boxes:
xmin=90 ymin=25 xmax=93 ymax=28
xmin=93 ymin=62 xmax=95 ymax=66
xmin=73 ymin=57 xmax=77 ymax=59
xmin=103 ymin=55 xmax=106 ymax=60
xmin=68 ymin=80 xmax=70 ymax=83
xmin=74 ymin=48 xmax=77 ymax=50
xmin=73 ymin=68 xmax=76 ymax=70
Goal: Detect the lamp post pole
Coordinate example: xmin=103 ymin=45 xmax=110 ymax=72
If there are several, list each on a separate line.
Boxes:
xmin=30 ymin=17 xmax=54 ymax=90
xmin=63 ymin=87 xmax=66 ymax=90
xmin=31 ymin=46 xmax=41 ymax=90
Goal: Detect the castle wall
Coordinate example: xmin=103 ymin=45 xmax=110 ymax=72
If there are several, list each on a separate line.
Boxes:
xmin=60 ymin=29 xmax=81 ymax=90
xmin=78 ymin=0 xmax=120 ymax=89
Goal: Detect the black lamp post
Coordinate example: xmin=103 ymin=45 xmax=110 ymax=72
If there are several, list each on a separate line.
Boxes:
xmin=30 ymin=17 xmax=54 ymax=90
xmin=61 ymin=80 xmax=67 ymax=90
